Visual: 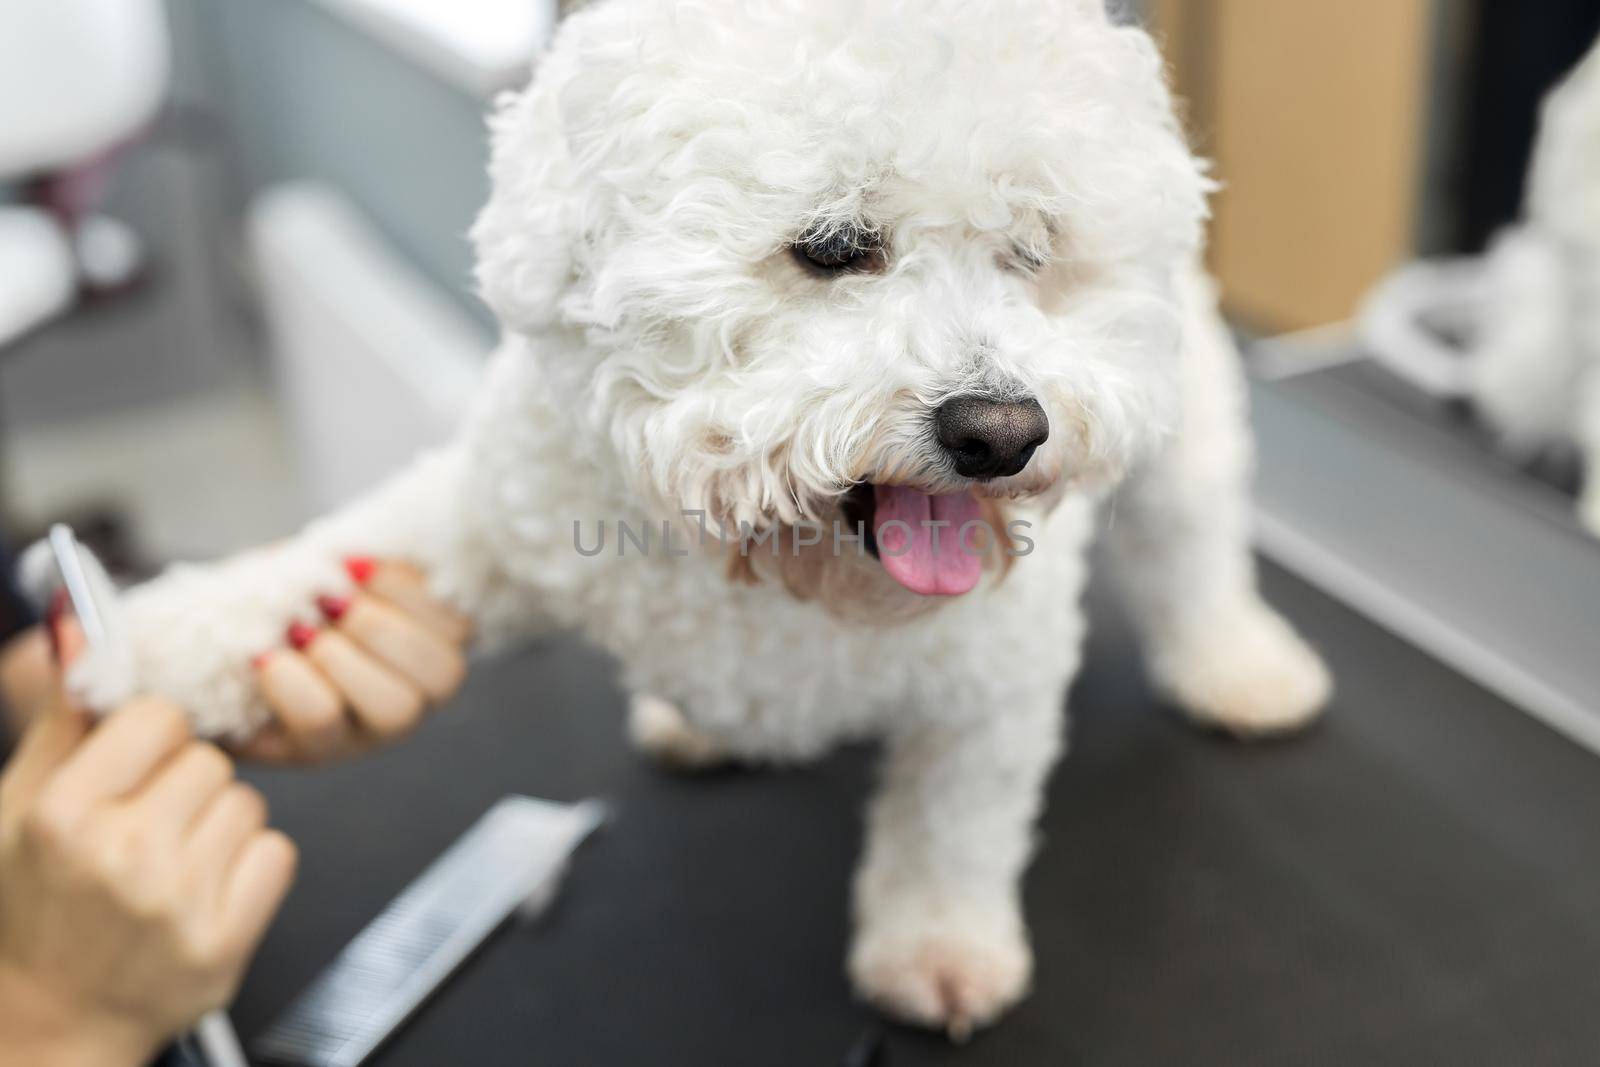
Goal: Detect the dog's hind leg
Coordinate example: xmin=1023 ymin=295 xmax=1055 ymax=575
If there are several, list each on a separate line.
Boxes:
xmin=626 ymin=692 xmax=728 ymax=771
xmin=1106 ymin=264 xmax=1331 ymax=738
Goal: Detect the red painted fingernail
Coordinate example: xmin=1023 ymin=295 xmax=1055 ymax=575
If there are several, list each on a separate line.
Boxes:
xmin=345 ymin=556 xmax=377 ymax=584
xmin=316 ymin=594 xmax=351 ymax=622
xmin=251 ymin=650 xmax=273 ymax=671
xmin=286 ymin=621 xmax=319 ymax=651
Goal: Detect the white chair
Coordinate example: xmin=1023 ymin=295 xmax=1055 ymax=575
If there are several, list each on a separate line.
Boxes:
xmin=0 ymin=0 xmax=170 ymax=347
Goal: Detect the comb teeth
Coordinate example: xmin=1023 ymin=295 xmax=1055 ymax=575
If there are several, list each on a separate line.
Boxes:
xmin=254 ymin=796 xmax=604 ymax=1067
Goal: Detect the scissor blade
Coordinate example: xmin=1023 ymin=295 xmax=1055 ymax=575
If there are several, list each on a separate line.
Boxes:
xmin=47 ymin=523 xmax=110 ymax=653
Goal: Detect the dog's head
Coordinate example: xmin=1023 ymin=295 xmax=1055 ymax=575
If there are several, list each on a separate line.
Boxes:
xmin=475 ymin=0 xmax=1209 ymax=599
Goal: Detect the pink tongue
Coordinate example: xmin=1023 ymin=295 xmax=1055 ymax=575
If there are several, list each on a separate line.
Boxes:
xmin=872 ymin=485 xmax=986 ymax=596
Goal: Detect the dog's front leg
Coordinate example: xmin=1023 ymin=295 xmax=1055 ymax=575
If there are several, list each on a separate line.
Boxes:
xmin=849 ymin=694 xmax=1062 ymax=1038
xmin=1107 ymin=266 xmax=1331 ymax=736
xmin=74 ymin=442 xmax=519 ymax=739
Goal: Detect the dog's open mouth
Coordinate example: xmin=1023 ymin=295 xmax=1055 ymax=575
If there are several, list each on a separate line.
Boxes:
xmin=840 ymin=483 xmax=985 ymax=597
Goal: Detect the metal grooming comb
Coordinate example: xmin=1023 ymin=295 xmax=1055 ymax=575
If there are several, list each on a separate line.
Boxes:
xmin=254 ymin=795 xmax=605 ymax=1067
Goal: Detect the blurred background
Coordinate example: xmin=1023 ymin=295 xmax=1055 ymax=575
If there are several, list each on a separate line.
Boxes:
xmin=5 ymin=0 xmax=1598 ymax=743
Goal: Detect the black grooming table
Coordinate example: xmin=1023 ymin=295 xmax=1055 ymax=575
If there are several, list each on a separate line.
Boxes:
xmin=231 ymin=562 xmax=1600 ymax=1066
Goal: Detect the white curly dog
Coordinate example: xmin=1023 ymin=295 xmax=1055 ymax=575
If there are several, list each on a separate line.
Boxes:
xmin=63 ymin=0 xmax=1331 ymax=1036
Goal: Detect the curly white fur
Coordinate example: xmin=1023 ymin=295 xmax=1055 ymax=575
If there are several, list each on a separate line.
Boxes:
xmin=74 ymin=0 xmax=1329 ymax=1034
xmin=1469 ymin=37 xmax=1600 ymax=533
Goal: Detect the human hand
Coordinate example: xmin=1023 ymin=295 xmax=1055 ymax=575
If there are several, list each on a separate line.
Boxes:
xmin=0 ymin=678 xmax=296 ymax=1067
xmin=235 ymin=558 xmax=470 ymax=764
xmin=0 ymin=626 xmax=53 ymax=736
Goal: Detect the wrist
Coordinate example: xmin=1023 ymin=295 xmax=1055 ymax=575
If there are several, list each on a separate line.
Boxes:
xmin=0 ymin=962 xmax=161 ymax=1067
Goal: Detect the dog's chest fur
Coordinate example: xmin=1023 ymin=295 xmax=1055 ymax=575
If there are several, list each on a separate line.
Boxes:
xmin=464 ymin=343 xmax=1095 ymax=759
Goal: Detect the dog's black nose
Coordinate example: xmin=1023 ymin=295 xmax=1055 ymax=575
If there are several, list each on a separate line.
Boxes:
xmin=934 ymin=395 xmax=1049 ymax=480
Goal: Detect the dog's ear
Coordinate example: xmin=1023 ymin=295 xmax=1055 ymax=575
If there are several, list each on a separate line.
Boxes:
xmin=471 ymin=77 xmax=577 ymax=334
xmin=1065 ymin=0 xmax=1113 ymax=23
xmin=471 ymin=0 xmax=658 ymax=335
xmin=471 ymin=0 xmax=615 ymax=335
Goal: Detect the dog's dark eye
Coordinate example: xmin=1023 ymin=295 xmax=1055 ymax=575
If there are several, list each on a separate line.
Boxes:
xmin=793 ymin=228 xmax=885 ymax=274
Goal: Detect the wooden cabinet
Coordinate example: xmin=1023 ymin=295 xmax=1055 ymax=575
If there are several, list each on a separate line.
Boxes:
xmin=1151 ymin=0 xmax=1434 ymax=330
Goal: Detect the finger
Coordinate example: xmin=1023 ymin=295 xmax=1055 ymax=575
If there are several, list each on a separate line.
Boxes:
xmin=301 ymin=629 xmax=424 ymax=740
xmin=322 ymin=595 xmax=465 ymax=703
xmin=216 ymin=830 xmax=297 ymax=956
xmin=1 ymin=627 xmax=58 ymax=731
xmin=46 ymin=697 xmax=191 ymax=807
xmin=0 ymin=623 xmax=95 ymax=817
xmin=232 ymin=720 xmax=370 ymax=767
xmin=128 ymin=741 xmax=236 ymax=835
xmin=228 ymin=723 xmax=305 ymax=765
xmin=0 ymin=691 xmax=92 ymax=819
xmin=349 ymin=558 xmax=471 ymax=644
xmin=185 ymin=781 xmax=268 ymax=897
xmin=254 ymin=649 xmax=348 ymax=760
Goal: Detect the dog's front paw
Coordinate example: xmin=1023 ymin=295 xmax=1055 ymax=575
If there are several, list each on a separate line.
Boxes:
xmin=1153 ymin=599 xmax=1332 ymax=738
xmin=849 ymin=902 xmax=1032 ymax=1040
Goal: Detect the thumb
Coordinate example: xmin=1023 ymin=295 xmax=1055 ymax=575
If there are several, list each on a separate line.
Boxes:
xmin=0 ymin=618 xmax=93 ymax=819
